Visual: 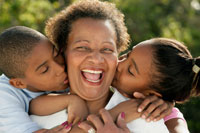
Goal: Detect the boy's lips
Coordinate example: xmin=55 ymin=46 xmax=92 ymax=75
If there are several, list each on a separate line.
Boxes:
xmin=62 ymin=73 xmax=68 ymax=84
xmin=64 ymin=79 xmax=69 ymax=84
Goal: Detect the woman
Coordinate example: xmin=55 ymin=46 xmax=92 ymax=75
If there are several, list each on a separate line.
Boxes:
xmin=31 ymin=0 xmax=188 ymax=132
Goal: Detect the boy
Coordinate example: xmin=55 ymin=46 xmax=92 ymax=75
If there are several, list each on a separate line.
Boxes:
xmin=0 ymin=26 xmax=87 ymax=133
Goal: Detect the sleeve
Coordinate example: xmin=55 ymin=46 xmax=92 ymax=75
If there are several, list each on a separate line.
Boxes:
xmin=164 ymin=107 xmax=186 ymax=122
xmin=0 ymin=90 xmax=41 ymax=133
xmin=30 ymin=109 xmax=68 ymax=129
xmin=127 ymin=118 xmax=169 ymax=133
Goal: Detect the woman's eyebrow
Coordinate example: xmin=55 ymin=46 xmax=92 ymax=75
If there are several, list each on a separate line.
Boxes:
xmin=74 ymin=40 xmax=90 ymax=44
xmin=102 ymin=41 xmax=115 ymax=46
xmin=131 ymin=58 xmax=140 ymax=75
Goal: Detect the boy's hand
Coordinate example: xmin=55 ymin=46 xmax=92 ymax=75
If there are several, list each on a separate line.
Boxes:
xmin=34 ymin=122 xmax=72 ymax=133
xmin=67 ymin=95 xmax=88 ymax=125
xmin=134 ymin=92 xmax=174 ymax=122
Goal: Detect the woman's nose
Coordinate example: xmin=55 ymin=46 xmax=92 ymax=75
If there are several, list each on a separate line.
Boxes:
xmin=88 ymin=51 xmax=104 ymax=64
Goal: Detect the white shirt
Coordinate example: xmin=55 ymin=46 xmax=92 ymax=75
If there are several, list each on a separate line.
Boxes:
xmin=0 ymin=74 xmax=43 ymax=133
xmin=31 ymin=89 xmax=169 ymax=133
xmin=105 ymin=89 xmax=169 ymax=133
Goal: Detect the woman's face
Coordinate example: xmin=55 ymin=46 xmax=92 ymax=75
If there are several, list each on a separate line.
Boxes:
xmin=112 ymin=43 xmax=154 ymax=97
xmin=65 ymin=18 xmax=118 ymax=101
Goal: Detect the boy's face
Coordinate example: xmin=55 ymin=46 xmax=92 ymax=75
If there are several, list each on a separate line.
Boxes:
xmin=14 ymin=40 xmax=68 ymax=92
xmin=112 ymin=43 xmax=155 ymax=97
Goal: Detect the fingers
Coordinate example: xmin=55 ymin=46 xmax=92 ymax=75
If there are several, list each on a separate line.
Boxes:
xmin=117 ymin=112 xmax=130 ymax=133
xmin=47 ymin=124 xmax=72 ymax=133
xmin=67 ymin=113 xmax=75 ymax=124
xmin=141 ymin=98 xmax=164 ymax=120
xmin=153 ymin=109 xmax=170 ymax=121
xmin=99 ymin=109 xmax=113 ymax=124
xmin=139 ymin=96 xmax=174 ymax=122
xmin=137 ymin=95 xmax=158 ymax=113
xmin=68 ymin=113 xmax=81 ymax=125
xmin=152 ymin=102 xmax=173 ymax=121
xmin=87 ymin=114 xmax=103 ymax=129
xmin=146 ymin=102 xmax=168 ymax=121
xmin=78 ymin=121 xmax=95 ymax=133
xmin=72 ymin=116 xmax=81 ymax=125
xmin=133 ymin=92 xmax=146 ymax=99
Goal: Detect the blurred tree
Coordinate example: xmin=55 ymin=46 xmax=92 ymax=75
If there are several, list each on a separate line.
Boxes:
xmin=0 ymin=0 xmax=72 ymax=33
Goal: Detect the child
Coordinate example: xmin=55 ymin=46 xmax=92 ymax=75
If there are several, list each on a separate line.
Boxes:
xmin=0 ymin=26 xmax=88 ymax=133
xmin=109 ymin=38 xmax=196 ymax=132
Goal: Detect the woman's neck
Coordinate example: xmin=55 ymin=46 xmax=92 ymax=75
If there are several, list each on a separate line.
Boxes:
xmin=86 ymin=90 xmax=113 ymax=114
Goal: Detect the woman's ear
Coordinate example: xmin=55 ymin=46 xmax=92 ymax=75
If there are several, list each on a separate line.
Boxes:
xmin=9 ymin=78 xmax=27 ymax=89
xmin=143 ymin=89 xmax=162 ymax=98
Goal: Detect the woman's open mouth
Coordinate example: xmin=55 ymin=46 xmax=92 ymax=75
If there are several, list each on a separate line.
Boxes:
xmin=81 ymin=69 xmax=104 ymax=84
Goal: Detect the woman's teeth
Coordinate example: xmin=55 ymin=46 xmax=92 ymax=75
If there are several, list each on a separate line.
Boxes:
xmin=82 ymin=69 xmax=103 ymax=83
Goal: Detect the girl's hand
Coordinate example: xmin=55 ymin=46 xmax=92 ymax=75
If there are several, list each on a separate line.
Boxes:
xmin=134 ymin=92 xmax=174 ymax=122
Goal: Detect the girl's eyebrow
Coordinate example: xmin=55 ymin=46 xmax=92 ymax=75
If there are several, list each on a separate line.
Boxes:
xmin=131 ymin=58 xmax=140 ymax=75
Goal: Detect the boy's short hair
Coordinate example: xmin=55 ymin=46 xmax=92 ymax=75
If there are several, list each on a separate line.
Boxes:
xmin=0 ymin=26 xmax=46 ymax=78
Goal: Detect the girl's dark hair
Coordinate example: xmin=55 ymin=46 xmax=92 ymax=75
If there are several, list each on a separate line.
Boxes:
xmin=45 ymin=0 xmax=130 ymax=53
xmin=148 ymin=38 xmax=200 ymax=102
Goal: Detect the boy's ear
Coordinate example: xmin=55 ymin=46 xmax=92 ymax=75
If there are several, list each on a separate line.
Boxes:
xmin=9 ymin=78 xmax=27 ymax=89
xmin=143 ymin=89 xmax=162 ymax=98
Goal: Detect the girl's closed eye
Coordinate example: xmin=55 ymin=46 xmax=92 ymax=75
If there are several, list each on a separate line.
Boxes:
xmin=41 ymin=66 xmax=49 ymax=74
xmin=128 ymin=65 xmax=135 ymax=76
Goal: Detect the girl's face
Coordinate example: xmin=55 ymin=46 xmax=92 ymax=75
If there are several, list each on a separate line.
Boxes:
xmin=112 ymin=43 xmax=155 ymax=97
xmin=65 ymin=18 xmax=118 ymax=101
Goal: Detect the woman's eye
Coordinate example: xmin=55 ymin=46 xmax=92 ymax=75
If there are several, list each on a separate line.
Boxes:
xmin=76 ymin=46 xmax=90 ymax=51
xmin=101 ymin=48 xmax=113 ymax=53
xmin=41 ymin=66 xmax=49 ymax=74
xmin=128 ymin=65 xmax=134 ymax=76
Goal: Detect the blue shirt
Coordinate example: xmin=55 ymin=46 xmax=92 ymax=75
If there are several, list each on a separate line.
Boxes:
xmin=0 ymin=74 xmax=44 ymax=133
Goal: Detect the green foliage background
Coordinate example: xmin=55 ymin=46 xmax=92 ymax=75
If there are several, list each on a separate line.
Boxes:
xmin=0 ymin=0 xmax=200 ymax=132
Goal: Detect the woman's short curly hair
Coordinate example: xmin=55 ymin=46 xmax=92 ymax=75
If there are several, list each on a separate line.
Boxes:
xmin=45 ymin=0 xmax=130 ymax=53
